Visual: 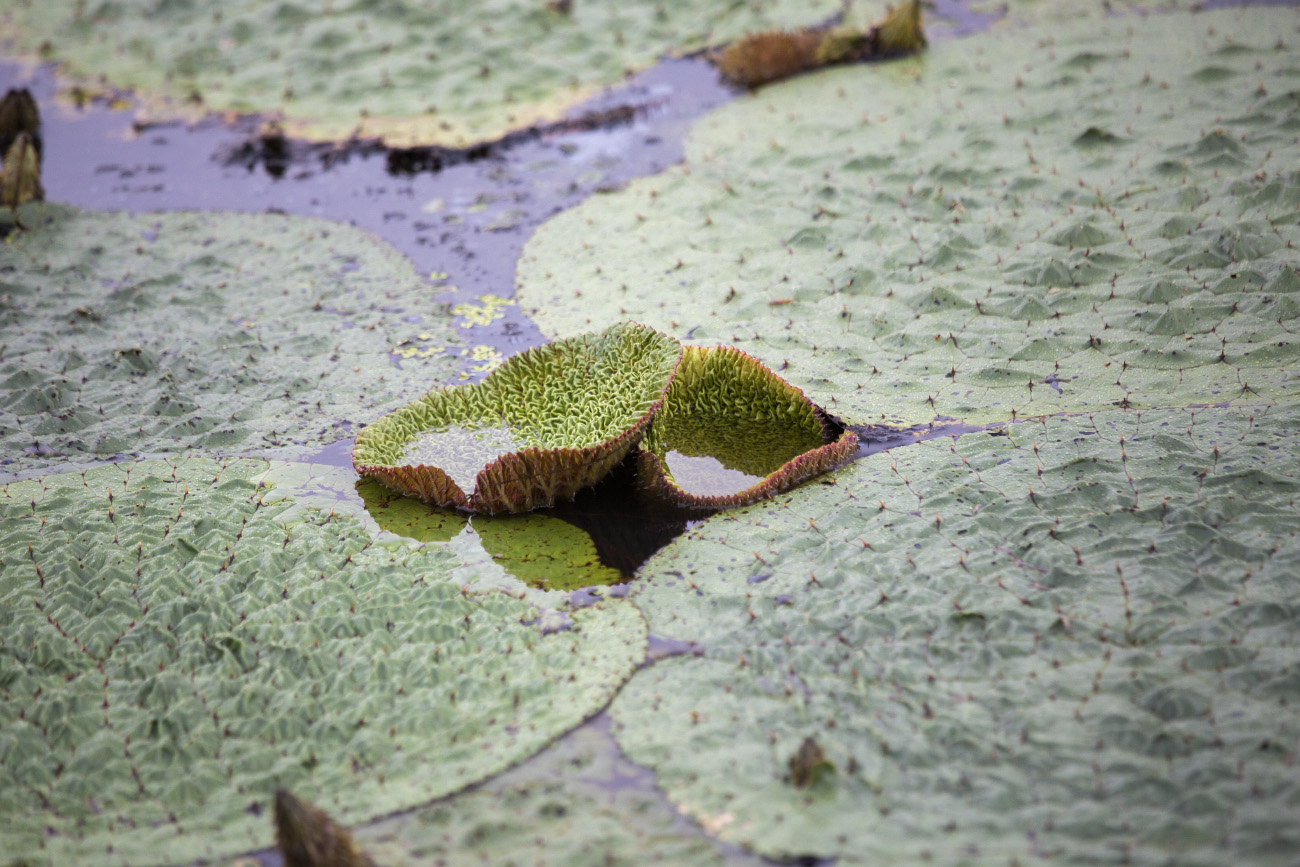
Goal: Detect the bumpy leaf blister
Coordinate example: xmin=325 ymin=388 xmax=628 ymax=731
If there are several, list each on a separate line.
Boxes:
xmin=613 ymin=403 xmax=1300 ymax=862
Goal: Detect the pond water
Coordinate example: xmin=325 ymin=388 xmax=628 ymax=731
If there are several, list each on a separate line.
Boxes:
xmin=400 ymin=423 xmax=521 ymax=492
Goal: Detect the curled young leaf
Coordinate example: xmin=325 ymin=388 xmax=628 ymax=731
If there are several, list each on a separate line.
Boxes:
xmin=354 ymin=322 xmax=683 ymax=514
xmin=637 ymin=345 xmax=857 ymax=509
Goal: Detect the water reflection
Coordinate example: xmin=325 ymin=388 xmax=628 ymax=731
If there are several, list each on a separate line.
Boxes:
xmin=357 ymin=453 xmax=699 ymax=589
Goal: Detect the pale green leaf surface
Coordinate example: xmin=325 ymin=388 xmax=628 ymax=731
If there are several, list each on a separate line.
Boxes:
xmin=0 ymin=204 xmax=458 ymax=472
xmin=352 ymin=718 xmax=758 ymax=867
xmin=0 ymin=457 xmax=645 ymax=865
xmin=3 ymin=0 xmax=840 ymax=147
xmin=517 ymin=8 xmax=1300 ymax=425
xmin=612 ymin=402 xmax=1300 ymax=862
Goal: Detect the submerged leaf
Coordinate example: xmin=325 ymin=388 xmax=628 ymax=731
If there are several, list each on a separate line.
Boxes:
xmin=475 ymin=512 xmax=625 ymax=590
xmin=354 ymin=323 xmax=682 ymax=514
xmin=638 ymin=345 xmax=857 ymax=508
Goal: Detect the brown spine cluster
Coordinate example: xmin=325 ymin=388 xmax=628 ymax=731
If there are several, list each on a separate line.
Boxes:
xmin=715 ymin=29 xmax=825 ymax=89
xmin=274 ymin=790 xmax=372 ymax=867
xmin=714 ymin=0 xmax=926 ymax=89
xmin=0 ymin=88 xmax=43 ymax=215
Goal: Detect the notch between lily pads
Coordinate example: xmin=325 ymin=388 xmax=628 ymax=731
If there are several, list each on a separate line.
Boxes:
xmin=637 ymin=345 xmax=858 ymax=508
xmin=353 ymin=322 xmax=682 ymax=514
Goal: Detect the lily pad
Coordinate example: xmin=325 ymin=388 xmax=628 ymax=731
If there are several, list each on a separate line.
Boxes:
xmin=638 ymin=345 xmax=858 ymax=508
xmin=0 ymin=204 xmax=459 ymax=472
xmin=2 ymin=0 xmax=841 ymax=148
xmin=611 ymin=402 xmax=1300 ymax=862
xmin=353 ymin=322 xmax=682 ymax=514
xmin=517 ymin=7 xmax=1300 ymax=424
xmin=351 ymin=718 xmax=759 ymax=866
xmin=0 ymin=457 xmax=646 ymax=866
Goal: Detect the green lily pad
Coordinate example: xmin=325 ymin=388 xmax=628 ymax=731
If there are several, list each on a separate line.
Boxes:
xmin=517 ymin=7 xmax=1300 ymax=424
xmin=0 ymin=457 xmax=646 ymax=866
xmin=639 ymin=345 xmax=858 ymax=508
xmin=0 ymin=204 xmax=459 ymax=472
xmin=352 ymin=719 xmax=761 ymax=866
xmin=2 ymin=0 xmax=841 ymax=148
xmin=353 ymin=323 xmax=682 ymax=514
xmin=611 ymin=401 xmax=1300 ymax=862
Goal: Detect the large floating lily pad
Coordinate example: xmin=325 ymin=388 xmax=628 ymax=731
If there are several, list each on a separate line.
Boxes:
xmin=0 ymin=204 xmax=458 ymax=472
xmin=2 ymin=0 xmax=840 ymax=148
xmin=353 ymin=323 xmax=682 ymax=514
xmin=639 ymin=345 xmax=857 ymax=508
xmin=517 ymin=7 xmax=1300 ymax=424
xmin=612 ymin=402 xmax=1300 ymax=862
xmin=0 ymin=457 xmax=646 ymax=866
